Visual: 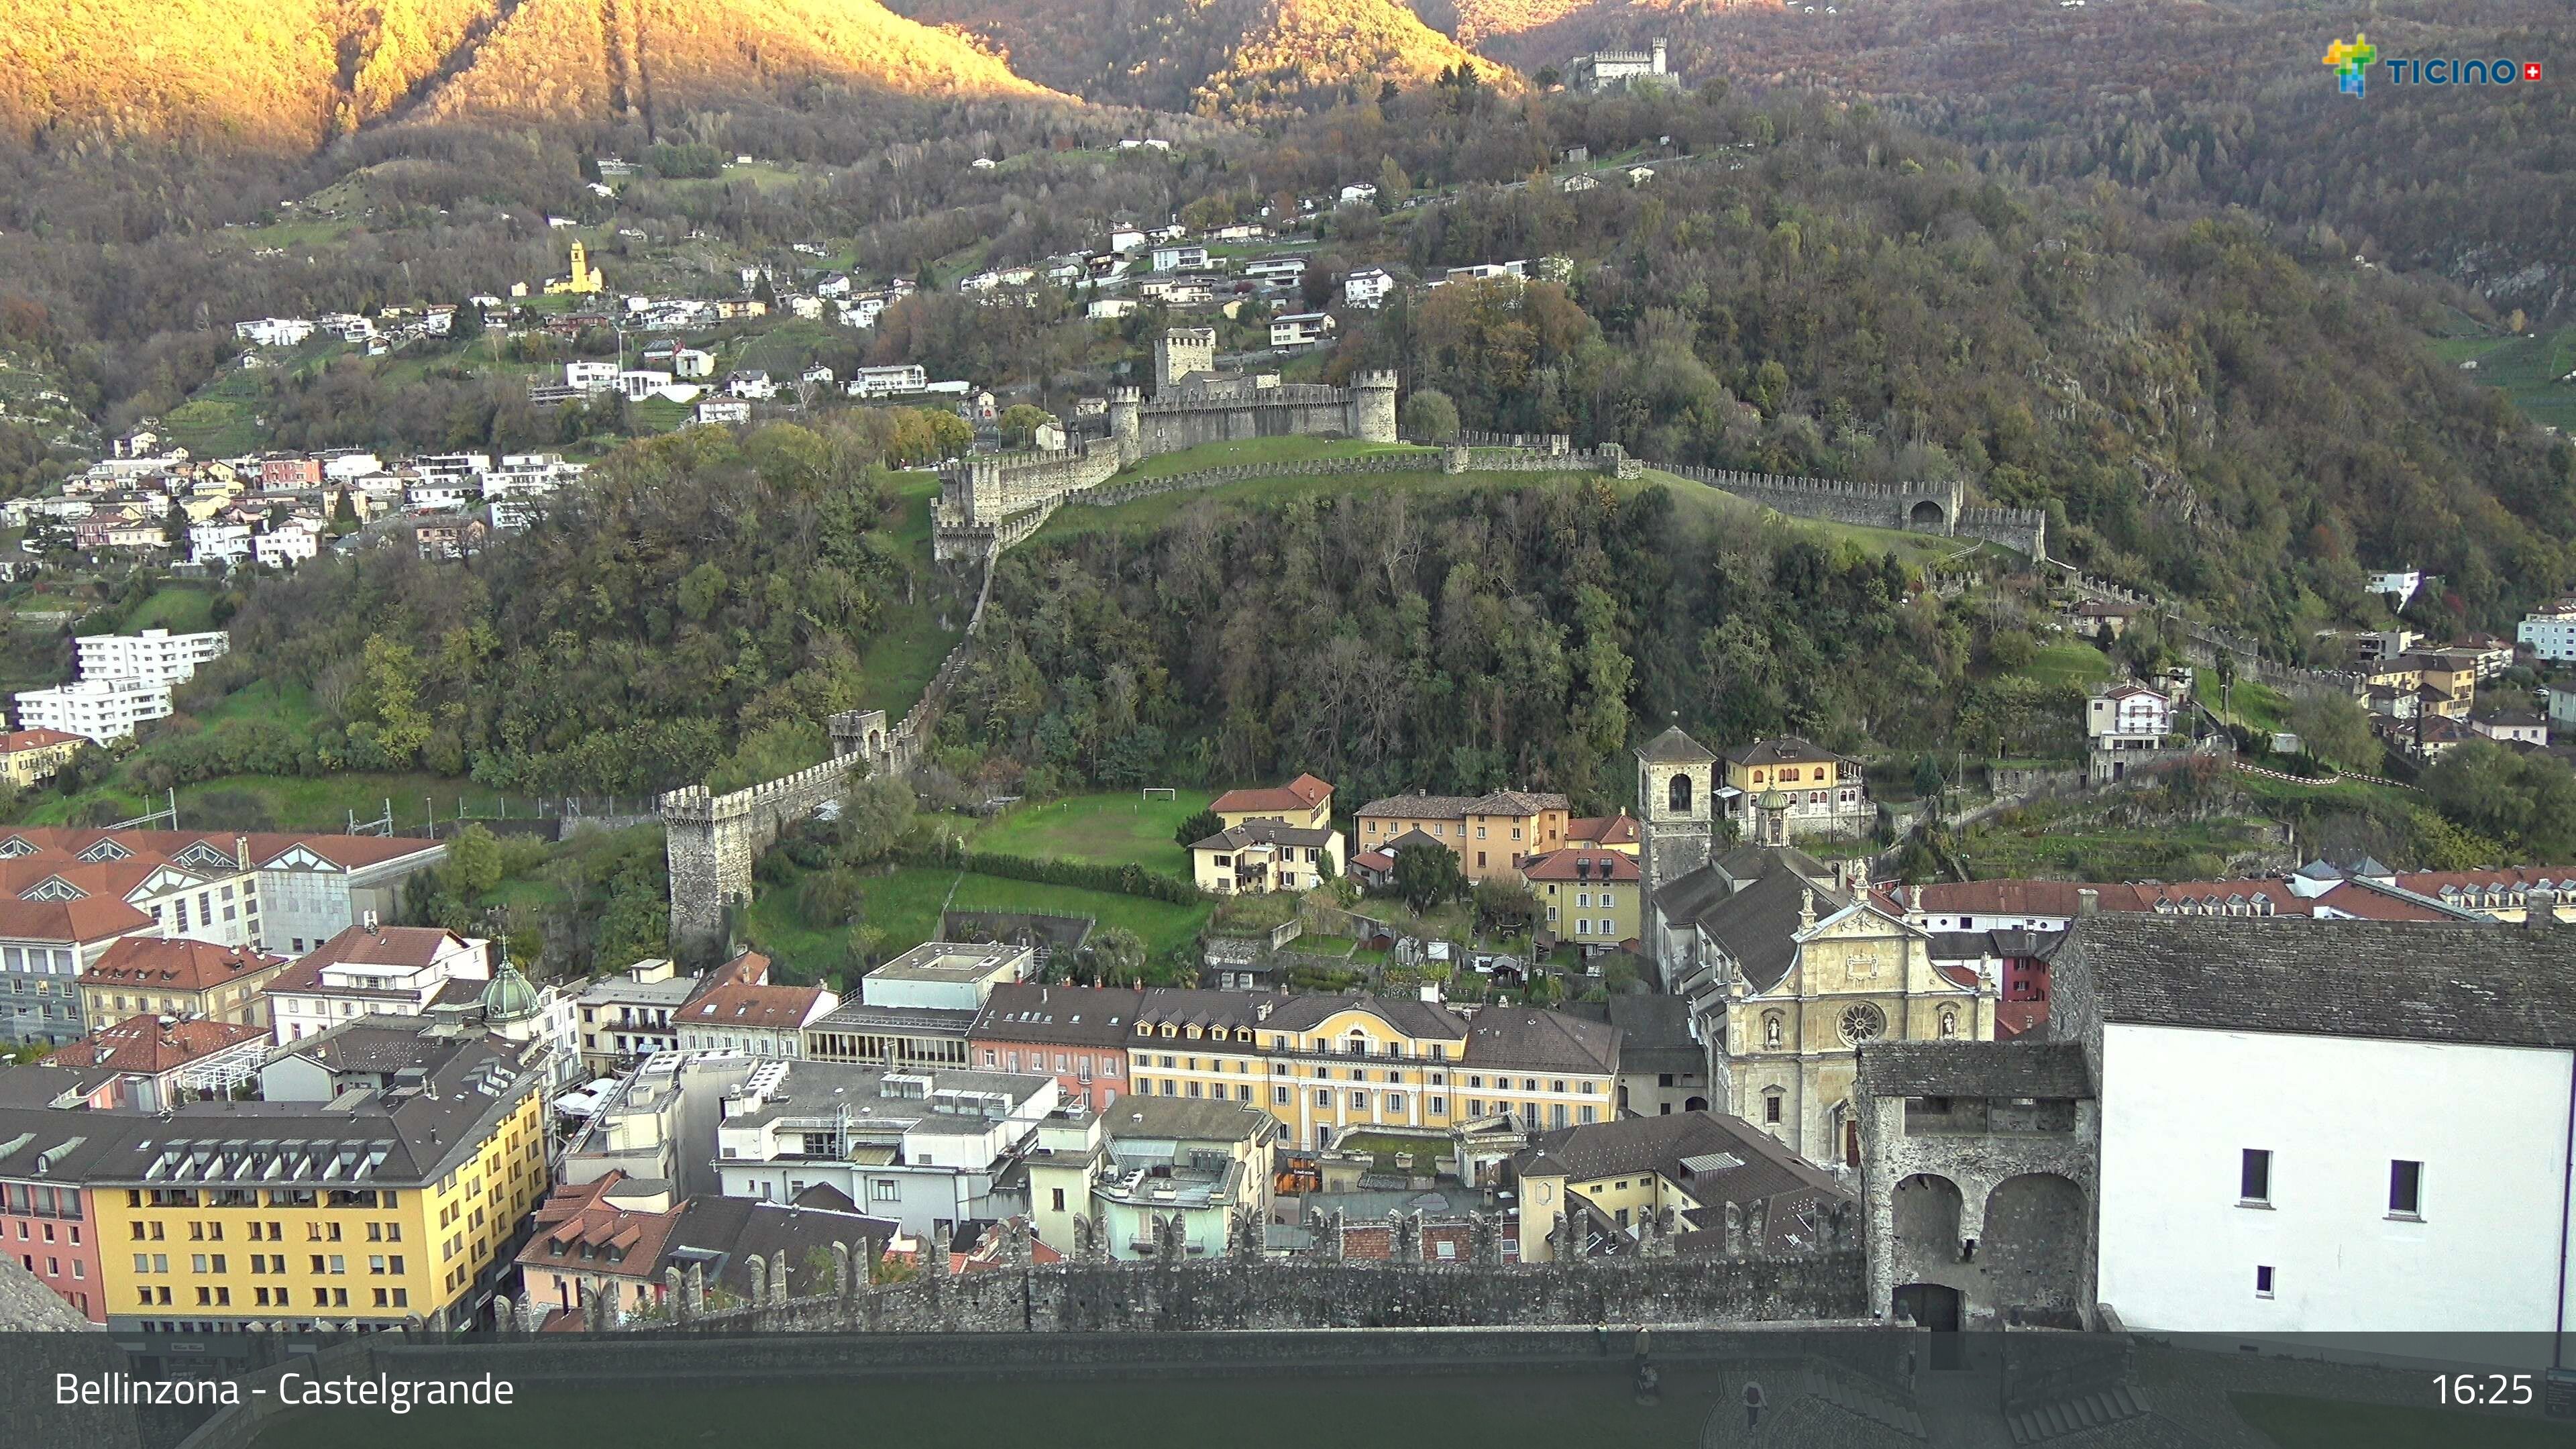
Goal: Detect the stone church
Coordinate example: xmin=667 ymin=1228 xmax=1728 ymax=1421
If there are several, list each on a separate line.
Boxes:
xmin=1633 ymin=725 xmax=1995 ymax=1167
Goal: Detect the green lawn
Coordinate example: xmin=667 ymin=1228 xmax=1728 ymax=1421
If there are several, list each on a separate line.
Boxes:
xmin=2429 ymin=324 xmax=2576 ymax=434
xmin=2015 ymin=639 xmax=2118 ymax=691
xmin=2232 ymin=1392 xmax=2576 ymax=1448
xmin=117 ymin=585 xmax=217 ymax=634
xmin=969 ymin=789 xmax=1218 ymax=875
xmin=2212 ymin=677 xmax=2292 ymax=735
xmin=742 ymin=863 xmax=1215 ymax=983
xmin=1112 ymin=437 xmax=1430 ymax=482
xmin=13 ymin=770 xmax=474 ymax=833
xmin=854 ymin=474 xmax=965 ymax=717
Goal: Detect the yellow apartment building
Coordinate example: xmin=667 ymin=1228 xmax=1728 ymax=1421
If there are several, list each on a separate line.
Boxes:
xmin=1352 ymin=790 xmax=1572 ymax=882
xmin=0 ymin=729 xmax=85 ymax=789
xmin=1118 ymin=989 xmax=1620 ymax=1152
xmin=95 ymin=1033 xmax=547 ymax=1333
xmin=1210 ymin=774 xmax=1334 ymax=830
xmin=1519 ymin=846 xmax=1642 ymax=950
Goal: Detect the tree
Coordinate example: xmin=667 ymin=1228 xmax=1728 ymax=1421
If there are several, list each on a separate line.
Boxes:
xmin=2286 ymin=690 xmax=2376 ymax=773
xmin=996 ymin=404 xmax=1055 ymax=447
xmin=1399 ymin=387 xmax=1460 ymax=441
xmin=1472 ymin=877 xmax=1538 ymax=937
xmin=1375 ymin=154 xmax=1410 ymax=205
xmin=442 ymin=823 xmax=504 ymax=899
xmin=1535 ymin=66 xmax=1563 ymax=90
xmin=1391 ymin=841 xmax=1466 ymax=911
xmin=1087 ymin=926 xmax=1148 ymax=985
xmin=838 ymin=773 xmax=916 ymax=865
xmin=1173 ymin=808 xmax=1224 ymax=849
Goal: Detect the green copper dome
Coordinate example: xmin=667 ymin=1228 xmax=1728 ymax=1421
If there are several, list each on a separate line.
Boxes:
xmin=480 ymin=960 xmax=542 ymax=1023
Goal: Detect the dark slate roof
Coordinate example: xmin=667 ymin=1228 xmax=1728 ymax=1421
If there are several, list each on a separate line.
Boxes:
xmin=2060 ymin=915 xmax=2576 ymax=1049
xmin=1722 ymin=736 xmax=1843 ymax=768
xmin=1711 ymin=843 xmax=1832 ymax=888
xmin=1925 ymin=929 xmax=2065 ymax=962
xmin=1856 ymin=1041 xmax=2094 ymax=1100
xmin=1269 ymin=994 xmax=1470 ymax=1042
xmin=1564 ymin=995 xmax=1699 ymax=1075
xmin=1658 ymin=853 xmax=1848 ymax=993
xmin=669 ymin=1194 xmax=896 ymax=1299
xmin=1635 ymin=726 xmax=1719 ymax=765
xmin=1191 ymin=820 xmax=1339 ymax=851
xmin=1515 ymin=1111 xmax=1849 ymax=1251
xmin=1460 ymin=1007 xmax=1621 ymax=1075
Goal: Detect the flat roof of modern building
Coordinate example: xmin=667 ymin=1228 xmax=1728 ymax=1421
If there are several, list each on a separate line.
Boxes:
xmin=867 ymin=941 xmax=1032 ymax=984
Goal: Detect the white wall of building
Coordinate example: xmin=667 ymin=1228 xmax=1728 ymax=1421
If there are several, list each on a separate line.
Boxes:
xmin=2095 ymin=1022 xmax=2575 ymax=1336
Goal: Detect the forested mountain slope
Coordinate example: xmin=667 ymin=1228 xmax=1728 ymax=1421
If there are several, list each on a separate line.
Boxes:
xmin=1482 ymin=0 xmax=2576 ymax=319
xmin=888 ymin=0 xmax=1510 ymax=116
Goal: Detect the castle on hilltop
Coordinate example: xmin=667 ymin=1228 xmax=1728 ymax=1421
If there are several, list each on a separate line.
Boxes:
xmin=933 ymin=328 xmax=1397 ymax=559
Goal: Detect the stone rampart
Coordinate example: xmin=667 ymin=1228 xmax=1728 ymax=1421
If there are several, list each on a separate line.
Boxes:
xmin=1661 ymin=464 xmax=1966 ymax=536
xmin=637 ymin=1252 xmax=1864 ymax=1336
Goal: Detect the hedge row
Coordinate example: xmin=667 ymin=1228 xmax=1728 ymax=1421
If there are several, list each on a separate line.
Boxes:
xmin=890 ymin=845 xmax=1199 ymax=905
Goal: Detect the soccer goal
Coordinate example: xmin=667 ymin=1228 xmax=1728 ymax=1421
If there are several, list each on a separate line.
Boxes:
xmin=1140 ymin=787 xmax=1179 ymax=802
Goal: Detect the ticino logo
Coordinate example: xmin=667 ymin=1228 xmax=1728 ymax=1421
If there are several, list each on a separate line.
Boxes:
xmin=2324 ymin=33 xmax=2544 ymax=97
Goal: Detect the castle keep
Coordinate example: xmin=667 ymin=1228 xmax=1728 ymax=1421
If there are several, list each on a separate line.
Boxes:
xmin=933 ymin=328 xmax=1398 ymax=559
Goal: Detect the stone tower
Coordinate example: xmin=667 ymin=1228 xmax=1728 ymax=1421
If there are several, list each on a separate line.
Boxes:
xmin=1635 ymin=723 xmax=1719 ymax=905
xmin=1350 ymin=371 xmax=1399 ymax=443
xmin=1108 ymin=386 xmax=1142 ymax=462
xmin=1154 ymin=327 xmax=1217 ymax=391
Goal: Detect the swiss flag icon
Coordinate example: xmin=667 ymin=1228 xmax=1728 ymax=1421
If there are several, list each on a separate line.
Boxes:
xmin=2525 ymin=62 xmax=2545 ymax=82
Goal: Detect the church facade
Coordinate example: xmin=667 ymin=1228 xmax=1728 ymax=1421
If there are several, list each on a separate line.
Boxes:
xmin=1634 ymin=724 xmax=1994 ymax=1167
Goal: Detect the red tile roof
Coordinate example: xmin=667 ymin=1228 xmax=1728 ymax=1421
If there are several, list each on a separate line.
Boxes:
xmin=80 ymin=936 xmax=286 ymax=991
xmin=684 ymin=981 xmax=827 ymax=1032
xmin=1566 ymin=814 xmax=1640 ymax=847
xmin=0 ymin=729 xmax=83 ymax=754
xmin=0 ymin=893 xmax=154 ymax=943
xmin=1519 ymin=847 xmax=1640 ymax=883
xmin=47 ymin=1014 xmax=265 ymax=1075
xmin=1211 ymin=773 xmax=1334 ymax=816
xmin=300 ymin=923 xmax=472 ymax=970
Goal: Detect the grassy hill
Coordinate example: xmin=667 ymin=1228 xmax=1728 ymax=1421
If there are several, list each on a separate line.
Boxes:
xmin=890 ymin=0 xmax=1511 ymax=116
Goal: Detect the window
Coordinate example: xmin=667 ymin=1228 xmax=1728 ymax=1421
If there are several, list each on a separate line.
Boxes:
xmin=871 ymin=1179 xmax=899 ymax=1203
xmin=1314 ymin=1088 xmax=1330 ymax=1106
xmin=1429 ymin=1097 xmax=1446 ymax=1115
xmin=1763 ymin=1091 xmax=1783 ymax=1124
xmin=2239 ymin=1149 xmax=2271 ymax=1205
xmin=2255 ymin=1265 xmax=2275 ymax=1299
xmin=2389 ymin=1160 xmax=2423 ymax=1218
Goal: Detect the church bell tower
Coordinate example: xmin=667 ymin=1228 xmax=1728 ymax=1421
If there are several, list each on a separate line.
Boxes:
xmin=1635 ymin=722 xmax=1719 ymax=904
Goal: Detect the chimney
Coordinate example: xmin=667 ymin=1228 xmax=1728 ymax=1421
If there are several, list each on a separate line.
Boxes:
xmin=2531 ymin=889 xmax=2557 ymax=932
xmin=235 ymin=835 xmax=250 ymax=871
xmin=2076 ymin=889 xmax=2100 ymax=918
xmin=362 ymin=910 xmax=380 ymax=934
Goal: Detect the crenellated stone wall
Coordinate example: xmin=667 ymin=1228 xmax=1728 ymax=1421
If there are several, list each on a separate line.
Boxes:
xmin=661 ymin=710 xmax=904 ymax=955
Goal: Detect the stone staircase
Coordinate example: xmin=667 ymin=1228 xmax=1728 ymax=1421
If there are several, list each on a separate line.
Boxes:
xmin=2004 ymin=1382 xmax=2152 ymax=1444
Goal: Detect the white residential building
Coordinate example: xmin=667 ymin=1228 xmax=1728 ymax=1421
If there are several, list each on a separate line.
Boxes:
xmin=2059 ymin=915 xmax=2576 ymax=1340
xmin=1338 ymin=182 xmax=1379 ymax=205
xmin=186 ymin=521 xmax=254 ymax=567
xmin=1344 ymin=268 xmax=1395 ymax=309
xmin=263 ymin=922 xmax=491 ymax=1045
xmin=1244 ymin=258 xmax=1306 ymax=282
xmin=1269 ymin=311 xmax=1336 ymax=350
xmin=712 ymin=1059 xmax=1056 ymax=1232
xmin=1087 ymin=299 xmax=1138 ymax=321
xmin=566 ymin=360 xmax=621 ymax=392
xmin=847 ymin=364 xmax=929 ymax=398
xmin=74 ymin=629 xmax=229 ymax=687
xmin=2363 ymin=570 xmax=2423 ymax=608
xmin=696 ymin=400 xmax=751 ymax=426
xmin=1150 ymin=246 xmax=1210 ymax=273
xmin=253 ymin=525 xmax=320 ymax=569
xmin=1108 ymin=228 xmax=1146 ymax=253
xmin=233 ymin=317 xmax=315 ymax=347
xmin=616 ymin=369 xmax=675 ymax=401
xmin=14 ymin=678 xmax=174 ymax=744
xmin=2518 ymin=600 xmax=2576 ymax=662
xmin=672 ymin=347 xmax=716 ymax=379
